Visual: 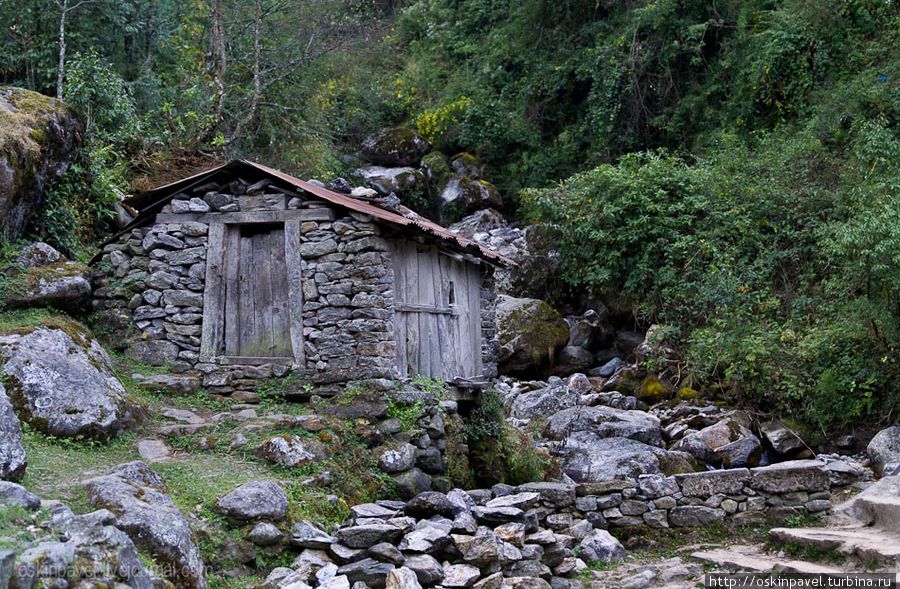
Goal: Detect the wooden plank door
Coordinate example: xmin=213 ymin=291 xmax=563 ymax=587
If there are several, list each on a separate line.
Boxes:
xmin=224 ymin=224 xmax=293 ymax=360
xmin=392 ymin=241 xmax=482 ymax=380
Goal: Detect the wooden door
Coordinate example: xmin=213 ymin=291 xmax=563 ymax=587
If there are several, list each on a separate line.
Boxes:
xmin=393 ymin=240 xmax=483 ymax=380
xmin=223 ymin=224 xmax=293 ymax=360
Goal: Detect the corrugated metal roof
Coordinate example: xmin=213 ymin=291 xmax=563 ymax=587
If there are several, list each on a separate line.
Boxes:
xmin=119 ymin=159 xmax=514 ymax=266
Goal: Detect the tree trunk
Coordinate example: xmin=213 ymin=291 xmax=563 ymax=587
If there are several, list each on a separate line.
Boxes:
xmin=56 ymin=0 xmax=67 ymax=99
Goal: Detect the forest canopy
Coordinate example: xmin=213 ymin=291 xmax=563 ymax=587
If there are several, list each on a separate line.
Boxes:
xmin=1 ymin=0 xmax=899 ymax=430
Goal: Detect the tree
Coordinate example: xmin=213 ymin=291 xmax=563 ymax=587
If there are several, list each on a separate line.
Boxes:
xmin=53 ymin=0 xmax=96 ymax=99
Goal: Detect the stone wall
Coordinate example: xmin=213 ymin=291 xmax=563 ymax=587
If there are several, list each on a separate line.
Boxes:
xmin=91 ymin=184 xmax=499 ymax=393
xmin=484 ymin=459 xmax=843 ymax=533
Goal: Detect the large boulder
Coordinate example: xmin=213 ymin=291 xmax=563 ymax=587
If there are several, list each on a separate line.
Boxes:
xmin=3 ymin=242 xmax=91 ymax=310
xmin=448 ymin=208 xmax=508 ymax=239
xmin=509 ymin=380 xmax=579 ymax=421
xmin=0 ymin=323 xmax=140 ymax=440
xmin=361 ymin=128 xmax=431 ymax=167
xmin=867 ymin=426 xmax=900 ymax=477
xmin=357 ymin=166 xmax=427 ymax=197
xmin=0 ymin=382 xmax=26 ymax=481
xmin=9 ymin=504 xmax=153 ymax=589
xmin=496 ymin=295 xmax=569 ymax=376
xmin=257 ymin=434 xmax=328 ymax=468
xmin=671 ymin=416 xmax=762 ymax=468
xmin=544 ymin=406 xmax=664 ymax=447
xmin=552 ymin=435 xmax=697 ymax=483
xmin=578 ymin=529 xmax=626 ymax=563
xmin=216 ymin=480 xmax=288 ymax=523
xmin=440 ymin=176 xmax=502 ymax=220
xmin=83 ymin=462 xmax=206 ymax=589
xmin=0 ymin=87 xmax=83 ymax=241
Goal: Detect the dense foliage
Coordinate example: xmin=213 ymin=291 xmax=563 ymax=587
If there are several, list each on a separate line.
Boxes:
xmin=2 ymin=0 xmax=899 ymax=428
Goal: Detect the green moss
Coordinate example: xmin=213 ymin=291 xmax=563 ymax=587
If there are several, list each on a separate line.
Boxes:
xmin=676 ymin=386 xmax=702 ymax=401
xmin=387 ymin=400 xmax=424 ymax=432
xmin=635 ymin=376 xmax=672 ymax=404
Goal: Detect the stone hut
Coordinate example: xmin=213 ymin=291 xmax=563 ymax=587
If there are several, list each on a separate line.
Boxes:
xmin=91 ymin=160 xmax=510 ymax=394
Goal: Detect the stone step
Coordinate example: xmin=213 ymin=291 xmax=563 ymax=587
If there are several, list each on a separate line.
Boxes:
xmin=850 ymin=495 xmax=900 ymax=530
xmin=690 ymin=546 xmax=843 ymax=574
xmin=769 ymin=527 xmax=900 ymax=568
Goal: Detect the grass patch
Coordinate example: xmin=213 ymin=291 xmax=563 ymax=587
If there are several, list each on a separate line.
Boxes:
xmin=387 ymin=400 xmax=424 ymax=432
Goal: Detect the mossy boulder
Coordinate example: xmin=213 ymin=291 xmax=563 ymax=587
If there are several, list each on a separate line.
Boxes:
xmin=0 ymin=87 xmax=83 ymax=241
xmin=635 ymin=376 xmax=673 ymax=404
xmin=2 ymin=242 xmax=91 ymax=311
xmin=439 ymin=175 xmax=502 ymax=222
xmin=0 ymin=320 xmax=141 ymax=440
xmin=0 ymin=381 xmax=26 ymax=481
xmin=496 ymin=295 xmax=569 ymax=376
xmin=449 ymin=152 xmax=484 ymax=177
xmin=357 ymin=165 xmax=427 ymax=197
xmin=360 ymin=127 xmax=431 ymax=167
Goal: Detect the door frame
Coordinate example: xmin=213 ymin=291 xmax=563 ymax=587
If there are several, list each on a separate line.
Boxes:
xmin=199 ymin=216 xmax=305 ymax=366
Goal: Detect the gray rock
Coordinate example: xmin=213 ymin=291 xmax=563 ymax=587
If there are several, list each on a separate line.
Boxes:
xmin=337 ymin=557 xmax=395 ymax=589
xmin=136 ymin=439 xmax=173 ymax=463
xmin=748 ymin=460 xmax=829 ymax=493
xmin=510 ymin=382 xmax=579 ymax=420
xmin=82 ymin=461 xmax=206 ymax=588
xmin=13 ymin=505 xmax=153 ymax=589
xmin=544 ymin=406 xmax=663 ymax=447
xmin=442 ymin=563 xmax=480 ymax=588
xmin=399 ymin=520 xmax=452 ymax=553
xmin=516 ymin=482 xmax=576 ymax=507
xmin=577 ymin=529 xmax=626 ymax=563
xmin=386 ymin=566 xmax=423 ymax=589
xmin=0 ymin=383 xmax=26 ymax=480
xmin=358 ymin=166 xmax=426 ymax=197
xmin=4 ymin=244 xmax=92 ymax=311
xmin=361 ymin=128 xmax=431 ymax=167
xmin=0 ymin=480 xmax=40 ymax=509
xmin=369 ymin=542 xmax=405 ymax=565
xmin=127 ymin=339 xmax=181 ymax=365
xmin=248 ymin=522 xmax=284 ymax=546
xmin=497 ymin=296 xmax=569 ymax=375
xmin=393 ymin=467 xmax=432 ymax=499
xmin=485 ymin=492 xmax=541 ymax=510
xmin=292 ymin=521 xmax=338 ymax=549
xmin=379 ymin=443 xmax=417 ymax=473
xmin=0 ymin=88 xmax=83 ymax=242
xmin=675 ymin=469 xmax=750 ymax=497
xmin=716 ymin=436 xmax=762 ymax=468
xmin=257 ymin=435 xmax=327 ymax=468
xmin=217 ymin=480 xmax=288 ymax=522
xmin=404 ymin=553 xmax=444 ymax=585
xmin=132 ymin=373 xmax=201 ymax=395
xmin=453 ymin=526 xmax=522 ymax=566
xmin=673 ymin=417 xmax=761 ymax=468
xmin=0 ymin=326 xmax=139 ymax=440
xmin=321 ymin=575 xmax=351 ymax=589
xmin=595 ymin=357 xmax=625 ymax=378
xmin=669 ymin=506 xmax=725 ymax=527
xmin=759 ymin=421 xmax=807 ymax=457
xmin=405 ymin=491 xmax=456 ymax=518
xmin=337 ymin=523 xmax=403 ymax=548
xmin=867 ymin=426 xmax=900 ymax=476
xmin=552 ymin=434 xmax=694 ymax=483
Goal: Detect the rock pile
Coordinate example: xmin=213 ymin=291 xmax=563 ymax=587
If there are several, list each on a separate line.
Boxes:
xmin=2 ymin=242 xmax=92 ymax=310
xmin=265 ymin=486 xmax=625 ymax=589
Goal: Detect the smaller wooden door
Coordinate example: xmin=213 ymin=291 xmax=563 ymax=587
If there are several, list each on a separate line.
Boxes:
xmin=224 ymin=224 xmax=293 ymax=359
xmin=393 ymin=240 xmax=483 ymax=380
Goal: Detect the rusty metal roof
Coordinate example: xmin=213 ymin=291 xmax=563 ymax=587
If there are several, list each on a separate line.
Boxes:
xmin=119 ymin=159 xmax=514 ymax=266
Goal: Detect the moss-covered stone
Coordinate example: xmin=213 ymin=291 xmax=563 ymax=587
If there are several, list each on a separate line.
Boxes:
xmin=0 ymin=87 xmax=83 ymax=241
xmin=497 ymin=295 xmax=569 ymax=376
xmin=636 ymin=376 xmax=673 ymax=404
xmin=360 ymin=127 xmax=431 ymax=167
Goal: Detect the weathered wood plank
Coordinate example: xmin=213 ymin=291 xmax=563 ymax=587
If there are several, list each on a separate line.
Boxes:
xmin=237 ymin=234 xmax=255 ymax=356
xmin=155 ymin=209 xmax=333 ymax=224
xmin=199 ymin=222 xmax=226 ymax=362
xmin=284 ymin=219 xmax=305 ymax=365
xmin=394 ymin=303 xmax=455 ymax=314
xmin=417 ymin=245 xmax=435 ymax=377
xmin=269 ymin=228 xmax=291 ymax=357
xmin=223 ymin=226 xmax=241 ymax=356
xmin=467 ymin=263 xmax=484 ymax=377
xmin=252 ymin=231 xmax=274 ymax=356
xmin=405 ymin=242 xmax=420 ymax=377
xmin=434 ymin=252 xmax=451 ymax=379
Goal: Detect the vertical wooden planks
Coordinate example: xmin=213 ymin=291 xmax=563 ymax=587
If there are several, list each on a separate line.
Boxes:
xmin=237 ymin=233 xmax=255 ymax=356
xmin=200 ymin=222 xmax=226 ymax=362
xmin=404 ymin=243 xmax=420 ymax=377
xmin=252 ymin=231 xmax=274 ymax=355
xmin=223 ymin=226 xmax=241 ymax=356
xmin=284 ymin=219 xmax=305 ymax=365
xmin=467 ymin=263 xmax=484 ymax=377
xmin=269 ymin=228 xmax=291 ymax=356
